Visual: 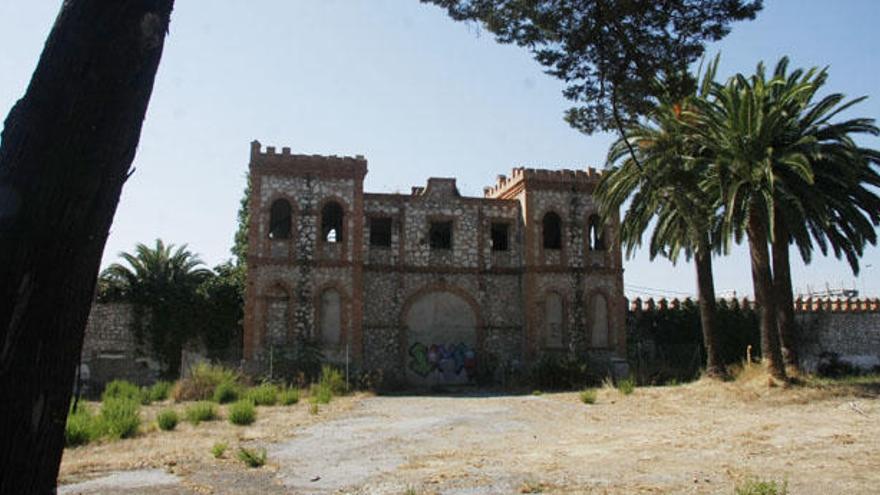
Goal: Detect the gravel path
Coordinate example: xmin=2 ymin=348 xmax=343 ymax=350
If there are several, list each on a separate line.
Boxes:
xmin=58 ymin=385 xmax=880 ymax=494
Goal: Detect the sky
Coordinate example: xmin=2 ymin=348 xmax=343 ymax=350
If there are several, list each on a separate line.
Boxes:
xmin=1 ymin=1 xmax=879 ymax=300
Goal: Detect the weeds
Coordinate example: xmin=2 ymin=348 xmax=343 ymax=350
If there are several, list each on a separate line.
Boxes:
xmin=98 ymin=398 xmax=141 ymax=439
xmin=579 ymin=388 xmax=597 ymax=404
xmin=309 ymin=403 xmax=319 ymax=415
xmin=228 ymin=399 xmax=257 ymax=426
xmin=212 ymin=442 xmax=228 ymax=459
xmin=173 ymin=363 xmax=240 ymax=402
xmin=246 ymin=383 xmax=279 ymax=406
xmin=102 ymin=380 xmax=141 ymax=403
xmin=185 ymin=401 xmax=219 ymax=425
xmin=617 ymin=377 xmax=636 ymax=395
xmin=319 ymin=365 xmax=347 ymax=395
xmin=237 ymin=446 xmax=267 ymax=468
xmin=279 ymin=388 xmax=300 ymax=406
xmin=145 ymin=381 xmax=173 ymax=403
xmin=156 ymin=409 xmax=179 ymax=431
xmin=65 ymin=403 xmax=96 ymax=447
xmin=734 ymin=478 xmax=788 ymax=495
xmin=212 ymin=381 xmax=243 ymax=404
xmin=309 ymin=383 xmax=332 ymax=405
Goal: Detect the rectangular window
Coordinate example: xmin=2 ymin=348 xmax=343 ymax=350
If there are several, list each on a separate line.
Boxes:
xmin=491 ymin=222 xmax=509 ymax=251
xmin=369 ymin=217 xmax=392 ymax=247
xmin=429 ymin=220 xmax=453 ymax=250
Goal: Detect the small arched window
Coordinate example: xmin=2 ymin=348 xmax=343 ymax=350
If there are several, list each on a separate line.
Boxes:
xmin=588 ymin=214 xmax=606 ymax=251
xmin=321 ymin=201 xmax=344 ymax=243
xmin=590 ymin=293 xmax=609 ymax=348
xmin=542 ymin=211 xmax=562 ymax=250
xmin=268 ymin=199 xmax=291 ymax=240
xmin=319 ymin=288 xmax=342 ymax=346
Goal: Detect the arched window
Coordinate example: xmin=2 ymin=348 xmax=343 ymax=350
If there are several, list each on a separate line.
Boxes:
xmin=590 ymin=293 xmax=609 ymax=348
xmin=588 ymin=214 xmax=606 ymax=251
xmin=545 ymin=292 xmax=564 ymax=348
xmin=542 ymin=211 xmax=562 ymax=250
xmin=321 ymin=201 xmax=344 ymax=243
xmin=265 ymin=284 xmax=290 ymax=345
xmin=268 ymin=199 xmax=291 ymax=240
xmin=319 ymin=288 xmax=341 ymax=346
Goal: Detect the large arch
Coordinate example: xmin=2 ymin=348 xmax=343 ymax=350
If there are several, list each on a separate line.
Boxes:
xmin=587 ymin=290 xmax=612 ymax=348
xmin=400 ymin=284 xmax=482 ymax=385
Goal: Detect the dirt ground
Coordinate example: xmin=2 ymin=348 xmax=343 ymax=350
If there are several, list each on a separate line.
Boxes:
xmin=59 ymin=374 xmax=880 ymax=494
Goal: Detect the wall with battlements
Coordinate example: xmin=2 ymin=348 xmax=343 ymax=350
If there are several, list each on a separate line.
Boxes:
xmin=628 ymin=297 xmax=880 ymax=373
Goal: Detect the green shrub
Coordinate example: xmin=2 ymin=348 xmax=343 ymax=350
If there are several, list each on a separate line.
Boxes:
xmin=212 ymin=442 xmax=228 ymax=458
xmin=237 ymin=447 xmax=267 ymax=468
xmin=98 ymin=398 xmax=140 ymax=439
xmin=309 ymin=402 xmax=319 ymax=415
xmin=156 ymin=409 xmax=178 ymax=431
xmin=102 ymin=380 xmax=142 ymax=403
xmin=185 ymin=401 xmax=219 ymax=425
xmin=65 ymin=404 xmax=96 ymax=447
xmin=735 ymin=478 xmax=788 ymax=495
xmin=246 ymin=383 xmax=279 ymax=406
xmin=228 ymin=400 xmax=257 ymax=426
xmin=579 ymin=388 xmax=597 ymax=404
xmin=212 ymin=381 xmax=243 ymax=404
xmin=319 ymin=365 xmax=347 ymax=396
xmin=172 ymin=363 xmax=240 ymax=402
xmin=309 ymin=383 xmax=332 ymax=405
xmin=146 ymin=381 xmax=173 ymax=402
xmin=528 ymin=354 xmax=593 ymax=390
xmin=617 ymin=377 xmax=636 ymax=395
xmin=279 ymin=388 xmax=300 ymax=406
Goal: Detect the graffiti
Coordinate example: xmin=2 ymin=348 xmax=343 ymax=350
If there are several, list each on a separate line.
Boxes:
xmin=408 ymin=342 xmax=476 ymax=380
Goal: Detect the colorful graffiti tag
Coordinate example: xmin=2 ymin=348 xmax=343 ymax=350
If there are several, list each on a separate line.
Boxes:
xmin=408 ymin=342 xmax=477 ymax=380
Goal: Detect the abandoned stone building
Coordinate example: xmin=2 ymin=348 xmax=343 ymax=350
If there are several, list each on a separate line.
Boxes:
xmin=242 ymin=141 xmax=626 ymax=384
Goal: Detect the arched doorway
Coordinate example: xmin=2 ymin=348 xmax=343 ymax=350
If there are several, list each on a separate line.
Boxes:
xmin=403 ymin=290 xmax=478 ymax=385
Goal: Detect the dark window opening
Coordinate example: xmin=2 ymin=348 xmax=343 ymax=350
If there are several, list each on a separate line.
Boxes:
xmin=370 ymin=217 xmax=392 ymax=247
xmin=543 ymin=212 xmax=562 ymax=250
xmin=429 ymin=221 xmax=453 ymax=250
xmin=321 ymin=201 xmax=344 ymax=243
xmin=588 ymin=214 xmax=606 ymax=251
xmin=268 ymin=199 xmax=291 ymax=240
xmin=491 ymin=222 xmax=509 ymax=251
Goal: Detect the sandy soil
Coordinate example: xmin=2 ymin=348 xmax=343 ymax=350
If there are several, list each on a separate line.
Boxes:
xmin=58 ymin=376 xmax=880 ymax=494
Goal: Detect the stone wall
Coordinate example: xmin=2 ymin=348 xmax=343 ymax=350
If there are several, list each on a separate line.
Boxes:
xmin=79 ymin=303 xmax=160 ymax=396
xmin=628 ymin=297 xmax=880 ymax=374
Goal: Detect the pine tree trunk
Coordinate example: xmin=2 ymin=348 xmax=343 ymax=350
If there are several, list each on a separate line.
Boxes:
xmin=746 ymin=209 xmax=787 ymax=380
xmin=772 ymin=216 xmax=799 ymax=371
xmin=694 ymin=240 xmax=724 ymax=377
xmin=0 ymin=2 xmax=173 ymax=493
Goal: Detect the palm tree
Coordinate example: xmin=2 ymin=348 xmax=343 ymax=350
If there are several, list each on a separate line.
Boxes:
xmin=597 ymin=63 xmax=727 ymax=377
xmin=757 ymin=60 xmax=880 ymax=370
xmin=100 ymin=239 xmax=213 ymax=375
xmin=694 ymin=61 xmax=830 ymax=380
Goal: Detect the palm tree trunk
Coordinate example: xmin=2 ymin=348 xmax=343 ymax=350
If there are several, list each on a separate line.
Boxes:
xmin=0 ymin=2 xmax=173 ymax=493
xmin=694 ymin=241 xmax=724 ymax=377
xmin=772 ymin=216 xmax=799 ymax=371
xmin=746 ymin=209 xmax=787 ymax=380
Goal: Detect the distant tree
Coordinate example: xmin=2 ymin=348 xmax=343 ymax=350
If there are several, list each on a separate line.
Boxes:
xmin=421 ymin=0 xmax=762 ymax=135
xmin=101 ymin=240 xmax=212 ymax=376
xmin=598 ymin=61 xmax=727 ymax=377
xmin=0 ymin=2 xmax=173 ymax=492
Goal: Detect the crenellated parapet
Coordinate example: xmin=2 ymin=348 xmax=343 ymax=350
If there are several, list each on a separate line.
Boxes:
xmin=483 ymin=166 xmax=603 ymax=198
xmin=627 ymin=296 xmax=880 ymax=314
xmin=250 ymin=140 xmax=367 ymax=179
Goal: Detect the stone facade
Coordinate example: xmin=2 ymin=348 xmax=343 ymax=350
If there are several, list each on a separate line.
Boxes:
xmin=79 ymin=303 xmax=160 ymax=395
xmin=243 ymin=142 xmax=627 ymax=384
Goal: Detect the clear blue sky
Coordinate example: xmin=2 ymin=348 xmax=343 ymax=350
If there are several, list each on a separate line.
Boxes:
xmin=1 ymin=1 xmax=878 ymax=299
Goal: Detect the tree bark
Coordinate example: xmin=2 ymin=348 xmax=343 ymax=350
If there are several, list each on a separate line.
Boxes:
xmin=746 ymin=209 xmax=787 ymax=380
xmin=0 ymin=2 xmax=173 ymax=493
xmin=772 ymin=215 xmax=799 ymax=371
xmin=694 ymin=240 xmax=725 ymax=377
